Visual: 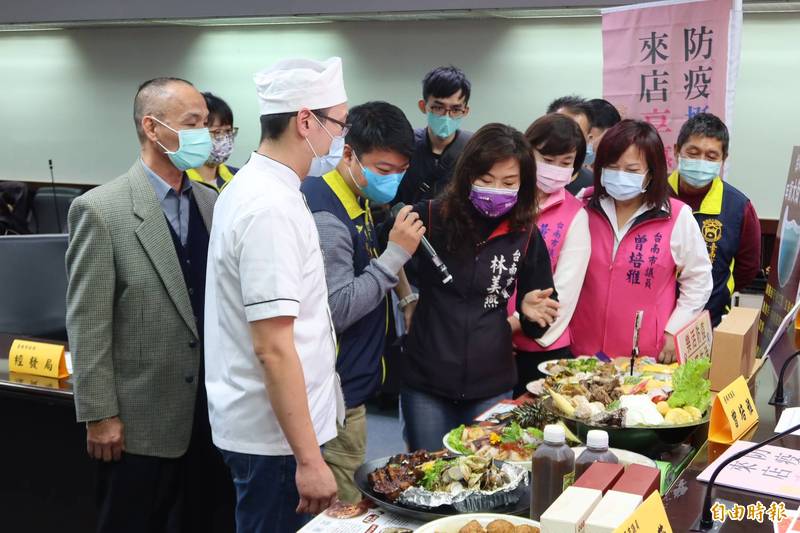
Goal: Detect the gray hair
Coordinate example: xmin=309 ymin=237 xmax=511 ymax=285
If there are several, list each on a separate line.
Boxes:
xmin=133 ymin=77 xmax=193 ymax=143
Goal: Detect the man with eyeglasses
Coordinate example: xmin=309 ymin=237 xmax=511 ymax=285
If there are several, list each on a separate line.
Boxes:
xmin=204 ymin=57 xmax=348 ymax=532
xmin=394 ymin=66 xmax=473 ymax=206
xmin=387 ymin=67 xmax=474 ymax=342
xmin=188 ymin=92 xmax=239 ymax=192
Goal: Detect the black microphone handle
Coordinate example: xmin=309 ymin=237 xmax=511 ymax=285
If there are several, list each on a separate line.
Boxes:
xmin=420 ymin=236 xmax=437 ymax=257
xmin=699 ymin=421 xmax=800 ymax=529
xmin=391 ymin=202 xmax=453 ymax=284
xmin=773 ymin=350 xmax=800 ymax=405
xmin=390 ymin=202 xmax=406 ymax=219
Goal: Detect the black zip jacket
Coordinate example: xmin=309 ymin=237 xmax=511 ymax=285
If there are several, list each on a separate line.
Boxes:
xmin=403 ymin=200 xmax=557 ymax=401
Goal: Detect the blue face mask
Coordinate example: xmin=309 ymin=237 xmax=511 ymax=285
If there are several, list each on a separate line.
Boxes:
xmin=306 ymin=114 xmax=345 ymax=177
xmin=678 ymin=156 xmax=721 ymax=188
xmin=601 ymin=168 xmax=647 ymax=201
xmin=427 ymin=112 xmax=462 ymax=139
xmin=347 ymin=155 xmax=404 ymax=205
xmin=585 ymin=141 xmax=596 ymax=166
xmin=150 ymin=116 xmax=212 ymax=172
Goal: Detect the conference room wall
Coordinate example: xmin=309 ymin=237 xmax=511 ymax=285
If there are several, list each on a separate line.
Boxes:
xmin=0 ymin=14 xmax=797 ymax=218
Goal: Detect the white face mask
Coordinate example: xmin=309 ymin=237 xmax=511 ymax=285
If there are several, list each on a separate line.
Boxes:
xmin=536 ymin=160 xmax=574 ymax=194
xmin=306 ymin=114 xmax=344 ymax=177
xmin=601 ymin=168 xmax=647 ymax=201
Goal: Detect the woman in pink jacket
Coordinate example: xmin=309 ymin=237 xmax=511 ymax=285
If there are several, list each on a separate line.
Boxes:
xmin=572 ymin=120 xmax=712 ymax=363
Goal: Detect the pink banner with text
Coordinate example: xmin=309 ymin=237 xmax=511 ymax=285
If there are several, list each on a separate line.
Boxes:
xmin=602 ymin=0 xmax=741 ymax=170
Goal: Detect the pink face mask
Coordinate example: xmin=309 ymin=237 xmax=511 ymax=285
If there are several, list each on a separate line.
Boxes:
xmin=536 ymin=160 xmax=574 ymax=194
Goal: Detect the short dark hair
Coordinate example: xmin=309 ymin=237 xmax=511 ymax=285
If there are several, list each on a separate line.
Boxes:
xmin=546 ymin=95 xmax=594 ymax=125
xmin=591 ymin=119 xmax=670 ymax=210
xmin=133 ymin=77 xmax=193 ymax=142
xmin=676 ymin=113 xmax=730 ymax=157
xmin=588 ymin=99 xmax=621 ymax=130
xmin=525 ymin=113 xmax=587 ymax=174
xmin=345 ymin=101 xmax=414 ymax=160
xmin=422 ymin=66 xmax=471 ymax=104
xmin=259 ymin=108 xmax=326 ymax=142
xmin=203 ymin=92 xmax=234 ymax=127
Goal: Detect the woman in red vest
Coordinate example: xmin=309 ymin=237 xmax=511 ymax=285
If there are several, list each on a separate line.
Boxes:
xmin=572 ymin=120 xmax=712 ymax=363
xmin=508 ymin=114 xmax=591 ymax=394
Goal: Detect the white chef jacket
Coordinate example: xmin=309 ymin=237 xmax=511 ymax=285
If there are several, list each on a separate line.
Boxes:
xmin=204 ymin=152 xmax=339 ymax=456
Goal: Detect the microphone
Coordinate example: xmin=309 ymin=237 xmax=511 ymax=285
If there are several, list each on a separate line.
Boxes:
xmin=769 ymin=350 xmax=800 ymax=406
xmin=390 ymin=202 xmax=453 ymax=285
xmin=694 ymin=420 xmax=800 ymax=530
xmin=48 ymin=158 xmax=63 ymax=234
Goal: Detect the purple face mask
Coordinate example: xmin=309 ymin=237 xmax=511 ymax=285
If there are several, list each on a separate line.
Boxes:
xmin=469 ymin=184 xmax=519 ymax=218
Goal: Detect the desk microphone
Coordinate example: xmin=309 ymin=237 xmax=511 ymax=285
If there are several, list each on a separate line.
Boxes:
xmin=694 ymin=421 xmax=800 ymax=530
xmin=769 ymin=350 xmax=800 ymax=406
xmin=48 ymin=158 xmax=63 ymax=233
xmin=391 ymin=202 xmax=453 ymax=285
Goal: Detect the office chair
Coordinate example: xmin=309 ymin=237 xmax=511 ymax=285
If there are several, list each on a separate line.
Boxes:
xmin=31 ymin=187 xmax=82 ymax=234
xmin=0 ymin=234 xmax=69 ymax=340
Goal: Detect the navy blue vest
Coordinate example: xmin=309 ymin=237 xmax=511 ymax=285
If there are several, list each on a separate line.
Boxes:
xmin=165 ymin=194 xmax=209 ymax=341
xmin=302 ymin=175 xmax=387 ymax=408
xmin=683 ymin=179 xmax=748 ymax=326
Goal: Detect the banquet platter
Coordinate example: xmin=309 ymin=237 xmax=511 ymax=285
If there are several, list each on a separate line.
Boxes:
xmin=355 ymin=452 xmax=531 ymax=520
xmin=530 ymin=356 xmax=714 ymax=453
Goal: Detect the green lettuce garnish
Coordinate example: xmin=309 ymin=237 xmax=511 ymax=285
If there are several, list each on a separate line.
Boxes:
xmin=501 ymin=422 xmax=543 ymax=450
xmin=569 ymin=358 xmax=599 ymax=373
xmin=501 ymin=421 xmax=524 ymax=444
xmin=421 ymin=459 xmax=450 ymax=491
xmin=446 ymin=425 xmax=472 ymax=455
xmin=667 ymin=357 xmax=712 ymax=412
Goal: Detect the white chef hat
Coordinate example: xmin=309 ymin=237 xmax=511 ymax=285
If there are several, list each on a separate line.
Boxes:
xmin=253 ymin=57 xmax=347 ymax=115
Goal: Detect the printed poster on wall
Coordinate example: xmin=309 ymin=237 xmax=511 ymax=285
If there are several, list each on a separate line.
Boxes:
xmin=758 ymin=147 xmax=800 ymax=363
xmin=601 ymin=0 xmax=743 ymax=170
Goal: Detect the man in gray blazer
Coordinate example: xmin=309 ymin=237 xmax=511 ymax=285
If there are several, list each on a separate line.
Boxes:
xmin=66 ymin=77 xmax=232 ymax=533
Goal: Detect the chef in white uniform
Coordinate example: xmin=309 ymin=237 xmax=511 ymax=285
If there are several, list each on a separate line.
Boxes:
xmin=204 ymin=57 xmax=349 ymax=531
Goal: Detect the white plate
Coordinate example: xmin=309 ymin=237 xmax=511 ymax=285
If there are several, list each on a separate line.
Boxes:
xmin=570 ymin=446 xmax=656 ymax=468
xmin=525 ymin=379 xmax=545 ymax=396
xmin=416 ymin=513 xmax=540 ymax=533
xmin=536 ymin=359 xmax=561 ymax=376
xmin=442 ymin=433 xmax=532 ymax=470
xmin=536 ymin=355 xmax=596 ymax=376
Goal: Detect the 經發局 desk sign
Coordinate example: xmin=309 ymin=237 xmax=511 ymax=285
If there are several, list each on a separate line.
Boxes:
xmin=9 ymin=339 xmax=69 ymax=379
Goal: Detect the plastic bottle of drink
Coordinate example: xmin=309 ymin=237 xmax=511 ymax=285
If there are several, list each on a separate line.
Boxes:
xmin=531 ymin=424 xmax=575 ymax=520
xmin=575 ymin=430 xmax=619 ymax=479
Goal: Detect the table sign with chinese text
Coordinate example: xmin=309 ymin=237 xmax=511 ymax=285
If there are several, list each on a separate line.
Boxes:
xmin=8 ymin=339 xmax=69 ymax=379
xmin=698 ymin=441 xmax=800 ymax=500
xmin=613 ymin=491 xmax=673 ymax=533
xmin=675 ymin=310 xmax=713 ymax=363
xmin=709 ymin=375 xmax=758 ymax=443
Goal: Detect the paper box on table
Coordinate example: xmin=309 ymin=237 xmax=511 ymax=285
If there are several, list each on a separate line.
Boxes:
xmin=585 ymin=490 xmax=642 ymax=533
xmin=610 ymin=464 xmax=660 ymax=500
xmin=574 ymin=462 xmax=625 ymax=495
xmin=540 ymin=486 xmax=602 ymax=533
xmin=709 ymin=307 xmax=759 ymax=392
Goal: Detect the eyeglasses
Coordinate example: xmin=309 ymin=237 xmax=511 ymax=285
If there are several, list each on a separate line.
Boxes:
xmin=209 ymin=127 xmax=239 ymax=140
xmin=314 ymin=112 xmax=351 ymax=136
xmin=428 ymin=104 xmax=467 ymax=118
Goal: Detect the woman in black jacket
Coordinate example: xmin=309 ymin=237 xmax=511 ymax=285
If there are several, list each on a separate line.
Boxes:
xmin=401 ymin=123 xmax=559 ymax=452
